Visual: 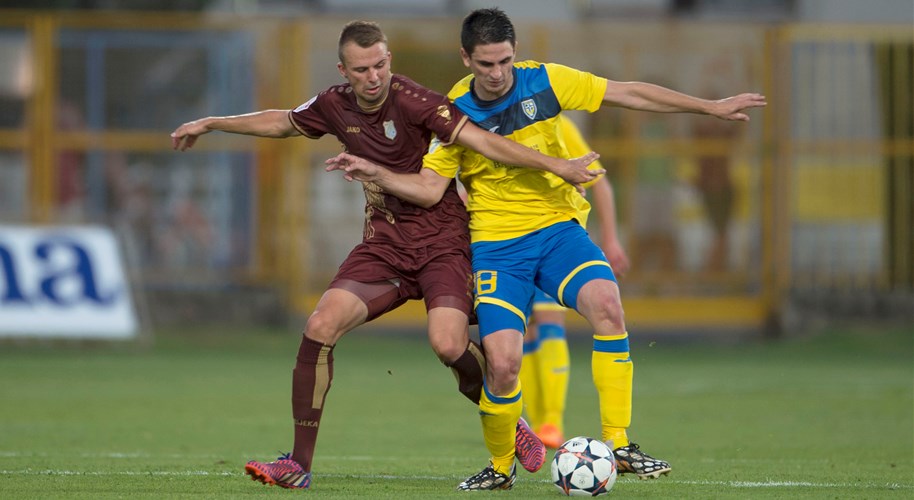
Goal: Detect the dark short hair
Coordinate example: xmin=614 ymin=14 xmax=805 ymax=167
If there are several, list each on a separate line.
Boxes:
xmin=460 ymin=7 xmax=516 ymax=55
xmin=338 ymin=20 xmax=388 ymax=64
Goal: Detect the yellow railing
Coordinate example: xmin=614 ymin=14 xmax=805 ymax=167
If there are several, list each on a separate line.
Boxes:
xmin=0 ymin=11 xmax=910 ymax=330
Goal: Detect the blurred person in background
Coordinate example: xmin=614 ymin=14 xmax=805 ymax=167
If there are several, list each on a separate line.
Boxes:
xmin=171 ymin=20 xmax=598 ymax=490
xmin=520 ymin=114 xmax=630 ymax=451
xmin=633 ymin=110 xmax=679 ymax=279
xmin=326 ymin=7 xmax=765 ymax=490
xmin=692 ymin=58 xmax=743 ymax=273
xmin=693 ymin=81 xmax=740 ymax=273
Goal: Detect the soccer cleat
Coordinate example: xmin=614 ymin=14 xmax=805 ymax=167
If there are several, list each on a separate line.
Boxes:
xmin=244 ymin=453 xmax=312 ymax=489
xmin=515 ymin=417 xmax=547 ymax=472
xmin=536 ymin=423 xmax=564 ymax=449
xmin=457 ymin=463 xmax=516 ymax=491
xmin=612 ymin=442 xmax=671 ymax=479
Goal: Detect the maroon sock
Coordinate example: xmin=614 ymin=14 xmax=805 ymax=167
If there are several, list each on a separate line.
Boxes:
xmin=291 ymin=335 xmax=334 ymax=471
xmin=447 ymin=340 xmax=485 ymax=404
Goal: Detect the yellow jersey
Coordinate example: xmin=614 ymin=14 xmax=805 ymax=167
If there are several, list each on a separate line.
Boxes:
xmin=425 ymin=60 xmax=608 ymax=242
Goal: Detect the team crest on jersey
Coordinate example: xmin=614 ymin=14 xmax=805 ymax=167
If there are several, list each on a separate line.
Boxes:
xmin=383 ymin=120 xmax=397 ymax=140
xmin=521 ymin=99 xmax=537 ymax=120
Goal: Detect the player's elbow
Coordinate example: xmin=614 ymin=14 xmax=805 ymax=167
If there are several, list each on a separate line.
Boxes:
xmin=413 ymin=184 xmax=450 ymax=208
xmin=411 ymin=174 xmax=449 ymax=208
xmin=274 ymin=129 xmax=297 ymax=138
xmin=266 ymin=124 xmax=297 ymax=138
xmin=413 ymin=193 xmax=440 ymax=209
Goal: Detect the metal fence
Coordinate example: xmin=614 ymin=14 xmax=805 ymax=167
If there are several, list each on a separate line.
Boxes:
xmin=0 ymin=10 xmax=911 ymax=330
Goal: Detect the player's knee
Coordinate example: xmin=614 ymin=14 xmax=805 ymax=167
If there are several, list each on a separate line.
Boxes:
xmin=430 ymin=335 xmax=465 ymax=364
xmin=580 ymin=281 xmax=626 ymax=332
xmin=602 ymin=298 xmax=625 ymax=330
xmin=485 ymin=355 xmax=521 ymax=395
xmin=303 ymin=310 xmax=342 ymax=344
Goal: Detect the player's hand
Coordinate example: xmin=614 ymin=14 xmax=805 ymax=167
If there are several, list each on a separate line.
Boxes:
xmin=710 ymin=93 xmax=767 ymax=122
xmin=603 ymin=238 xmax=630 ymax=277
xmin=554 ymin=151 xmax=604 ymax=186
xmin=325 ymin=152 xmax=383 ymax=182
xmin=170 ymin=118 xmax=211 ymax=151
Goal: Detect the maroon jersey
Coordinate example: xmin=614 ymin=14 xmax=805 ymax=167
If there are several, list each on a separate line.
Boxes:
xmin=289 ymin=74 xmax=470 ymax=248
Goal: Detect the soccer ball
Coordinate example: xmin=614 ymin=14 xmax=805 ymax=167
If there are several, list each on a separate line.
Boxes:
xmin=551 ymin=436 xmax=617 ymax=496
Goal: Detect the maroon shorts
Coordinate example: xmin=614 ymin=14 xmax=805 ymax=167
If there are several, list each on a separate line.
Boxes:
xmin=329 ymin=232 xmax=473 ymax=322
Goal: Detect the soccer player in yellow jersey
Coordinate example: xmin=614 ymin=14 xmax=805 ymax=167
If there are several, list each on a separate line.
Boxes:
xmin=522 ymin=115 xmax=631 ymax=451
xmin=326 ymin=7 xmax=765 ymax=490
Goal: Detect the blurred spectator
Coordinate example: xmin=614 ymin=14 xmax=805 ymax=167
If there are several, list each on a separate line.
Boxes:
xmin=692 ymin=90 xmax=739 ymax=272
xmin=56 ymin=100 xmax=88 ymax=221
xmin=633 ymin=113 xmax=678 ymax=274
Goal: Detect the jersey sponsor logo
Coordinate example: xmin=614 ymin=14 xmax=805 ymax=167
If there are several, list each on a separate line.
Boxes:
xmin=383 ymin=120 xmax=397 ymax=140
xmin=521 ymin=99 xmax=537 ymax=120
xmin=293 ymin=95 xmax=317 ymax=112
xmin=346 ymin=126 xmax=360 ymax=133
xmin=436 ymin=104 xmax=453 ymax=124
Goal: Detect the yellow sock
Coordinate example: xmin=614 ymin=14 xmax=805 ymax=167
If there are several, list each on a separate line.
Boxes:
xmin=480 ymin=380 xmax=523 ymax=475
xmin=591 ymin=332 xmax=633 ymax=449
xmin=520 ymin=339 xmax=542 ymax=428
xmin=538 ymin=324 xmax=569 ymax=432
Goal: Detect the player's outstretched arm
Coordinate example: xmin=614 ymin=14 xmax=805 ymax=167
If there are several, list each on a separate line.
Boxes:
xmin=325 ymin=152 xmax=452 ymax=208
xmin=455 ymin=121 xmax=604 ymax=185
xmin=171 ymin=109 xmax=298 ymax=151
xmin=603 ymin=81 xmax=767 ymax=121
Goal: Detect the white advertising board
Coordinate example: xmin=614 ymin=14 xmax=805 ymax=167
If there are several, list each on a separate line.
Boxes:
xmin=0 ymin=225 xmax=139 ymax=339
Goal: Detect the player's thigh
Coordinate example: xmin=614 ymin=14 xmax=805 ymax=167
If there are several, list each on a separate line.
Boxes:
xmin=305 ymin=287 xmax=371 ymax=344
xmin=426 ymin=306 xmax=470 ymax=361
xmin=536 ymin=222 xmax=616 ymax=311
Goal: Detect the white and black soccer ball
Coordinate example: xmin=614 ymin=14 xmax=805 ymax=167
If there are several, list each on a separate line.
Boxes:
xmin=551 ymin=436 xmax=617 ymax=496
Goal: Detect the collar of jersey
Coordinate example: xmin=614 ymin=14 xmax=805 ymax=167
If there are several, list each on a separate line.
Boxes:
xmin=469 ymin=66 xmax=518 ymax=109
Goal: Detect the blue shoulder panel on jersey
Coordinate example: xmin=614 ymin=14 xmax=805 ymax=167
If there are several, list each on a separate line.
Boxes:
xmin=454 ymin=65 xmax=561 ymax=136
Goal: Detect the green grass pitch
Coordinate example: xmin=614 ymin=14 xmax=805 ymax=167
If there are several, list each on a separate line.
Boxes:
xmin=1 ymin=325 xmax=911 ymax=498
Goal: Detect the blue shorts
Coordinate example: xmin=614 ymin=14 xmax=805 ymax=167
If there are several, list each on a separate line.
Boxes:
xmin=472 ymin=220 xmax=617 ymax=337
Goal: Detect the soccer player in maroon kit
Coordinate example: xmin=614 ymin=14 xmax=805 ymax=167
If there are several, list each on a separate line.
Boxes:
xmin=171 ymin=20 xmax=600 ymax=489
